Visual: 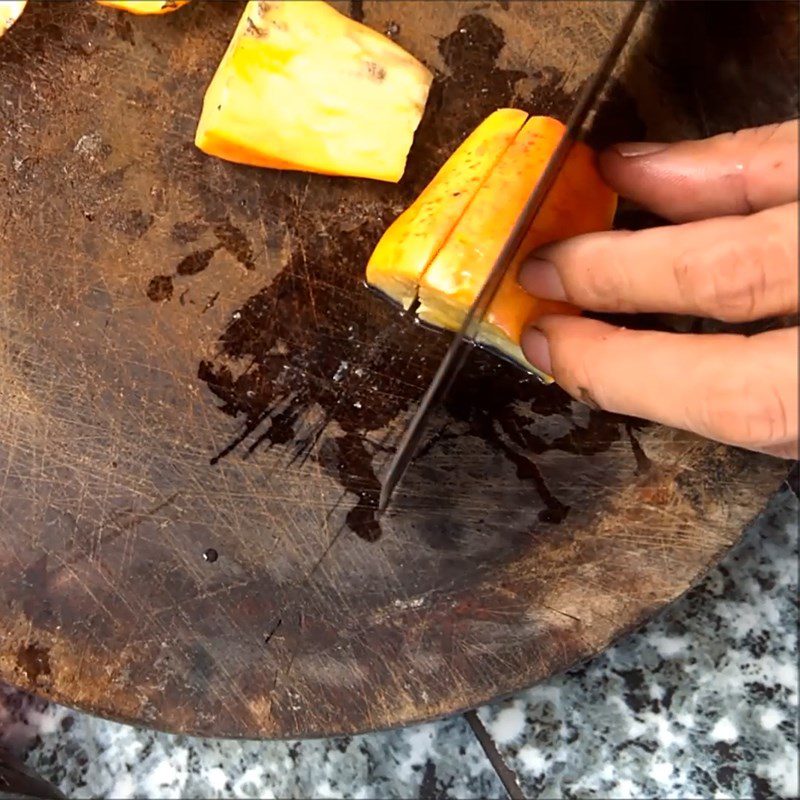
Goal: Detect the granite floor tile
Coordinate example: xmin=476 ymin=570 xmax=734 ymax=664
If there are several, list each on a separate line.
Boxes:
xmin=476 ymin=487 xmax=798 ymax=799
xmin=1 ymin=692 xmax=505 ymax=799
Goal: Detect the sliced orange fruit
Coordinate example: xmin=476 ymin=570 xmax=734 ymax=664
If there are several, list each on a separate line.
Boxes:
xmin=366 ymin=109 xmax=527 ymax=308
xmin=195 ymin=1 xmax=433 ymax=183
xmin=96 ymin=1 xmax=190 ymax=14
xmin=367 ymin=112 xmax=618 ymax=379
xmin=0 ymin=1 xmax=26 ymax=37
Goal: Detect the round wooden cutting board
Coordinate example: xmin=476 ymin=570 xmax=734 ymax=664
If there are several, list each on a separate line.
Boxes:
xmin=0 ymin=1 xmax=795 ymax=738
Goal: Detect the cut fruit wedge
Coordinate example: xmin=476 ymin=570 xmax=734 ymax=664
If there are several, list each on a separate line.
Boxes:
xmin=419 ymin=116 xmax=617 ymax=375
xmin=366 ymin=109 xmax=527 ymax=309
xmin=195 ymin=1 xmax=433 ymax=183
xmin=367 ymin=111 xmax=618 ymax=380
xmin=0 ymin=1 xmax=26 ymax=37
xmin=96 ymin=1 xmax=190 ymax=14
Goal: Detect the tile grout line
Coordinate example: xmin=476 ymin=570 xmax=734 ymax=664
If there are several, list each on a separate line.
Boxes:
xmin=463 ymin=710 xmax=526 ymax=800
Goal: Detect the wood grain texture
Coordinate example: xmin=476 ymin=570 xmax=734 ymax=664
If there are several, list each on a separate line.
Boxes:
xmin=0 ymin=1 xmax=795 ymax=739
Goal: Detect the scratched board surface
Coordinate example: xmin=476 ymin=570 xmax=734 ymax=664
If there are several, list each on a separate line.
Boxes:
xmin=0 ymin=1 xmax=795 ymax=738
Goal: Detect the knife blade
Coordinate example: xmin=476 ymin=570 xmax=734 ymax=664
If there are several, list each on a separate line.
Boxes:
xmin=378 ymin=0 xmax=646 ymax=513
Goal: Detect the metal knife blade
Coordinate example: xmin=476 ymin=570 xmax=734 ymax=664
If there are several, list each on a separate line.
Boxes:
xmin=378 ymin=1 xmax=646 ymax=512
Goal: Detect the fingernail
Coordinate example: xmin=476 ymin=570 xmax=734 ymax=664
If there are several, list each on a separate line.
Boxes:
xmin=612 ymin=142 xmax=669 ymax=158
xmin=519 ymin=257 xmax=566 ymax=301
xmin=520 ymin=327 xmax=552 ymax=376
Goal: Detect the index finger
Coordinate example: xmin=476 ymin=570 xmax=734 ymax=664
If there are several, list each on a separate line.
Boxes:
xmin=600 ymin=120 xmax=799 ymax=223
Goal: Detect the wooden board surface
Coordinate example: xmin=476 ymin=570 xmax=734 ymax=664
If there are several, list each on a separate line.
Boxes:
xmin=0 ymin=1 xmax=795 ymax=739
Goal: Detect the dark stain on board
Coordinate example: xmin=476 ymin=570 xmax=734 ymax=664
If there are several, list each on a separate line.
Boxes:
xmin=639 ymin=0 xmax=799 ymax=135
xmin=176 ymin=247 xmax=218 ymax=277
xmin=17 ymin=642 xmax=52 ymax=684
xmin=147 ymin=275 xmax=174 ymax=302
xmin=212 ymin=219 xmax=257 ymax=270
xmin=349 ymin=0 xmax=365 ymax=24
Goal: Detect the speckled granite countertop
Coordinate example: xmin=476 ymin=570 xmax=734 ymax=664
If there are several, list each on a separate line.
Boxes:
xmin=1 ymin=486 xmax=796 ymax=799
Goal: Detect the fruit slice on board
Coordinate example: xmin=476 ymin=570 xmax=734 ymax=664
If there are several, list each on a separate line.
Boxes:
xmin=366 ymin=108 xmax=527 ymax=309
xmin=0 ymin=1 xmax=26 ymax=37
xmin=195 ymin=1 xmax=433 ymax=183
xmin=367 ymin=111 xmax=618 ymax=380
xmin=97 ymin=1 xmax=190 ymax=14
xmin=418 ymin=115 xmax=617 ymax=377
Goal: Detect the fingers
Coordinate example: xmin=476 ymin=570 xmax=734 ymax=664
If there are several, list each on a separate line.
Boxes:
xmin=519 ymin=202 xmax=799 ymax=321
xmin=520 ymin=122 xmax=800 ymax=457
xmin=521 ymin=319 xmax=799 ymax=458
xmin=599 ymin=120 xmax=799 ymax=222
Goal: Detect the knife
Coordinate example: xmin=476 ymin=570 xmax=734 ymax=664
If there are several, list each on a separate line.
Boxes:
xmin=378 ymin=0 xmax=646 ymax=512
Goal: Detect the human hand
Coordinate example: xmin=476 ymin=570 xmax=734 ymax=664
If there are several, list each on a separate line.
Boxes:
xmin=519 ymin=121 xmax=799 ymax=459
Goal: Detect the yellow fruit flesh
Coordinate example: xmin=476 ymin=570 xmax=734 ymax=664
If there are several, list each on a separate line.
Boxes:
xmin=0 ymin=0 xmax=26 ymax=36
xmin=195 ymin=1 xmax=433 ymax=183
xmin=366 ymin=109 xmax=527 ymax=309
xmin=96 ymin=1 xmax=190 ymax=14
xmin=367 ymin=112 xmax=618 ymax=379
xmin=419 ymin=117 xmax=616 ymax=376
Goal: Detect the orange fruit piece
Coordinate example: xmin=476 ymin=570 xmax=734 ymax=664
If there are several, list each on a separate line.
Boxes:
xmin=195 ymin=1 xmax=433 ymax=183
xmin=366 ymin=108 xmax=528 ymax=309
xmin=367 ymin=112 xmax=618 ymax=380
xmin=96 ymin=1 xmax=190 ymax=14
xmin=0 ymin=1 xmax=26 ymax=37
